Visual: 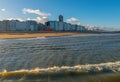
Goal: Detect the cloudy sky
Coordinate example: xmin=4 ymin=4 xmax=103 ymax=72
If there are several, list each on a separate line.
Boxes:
xmin=0 ymin=0 xmax=120 ymax=30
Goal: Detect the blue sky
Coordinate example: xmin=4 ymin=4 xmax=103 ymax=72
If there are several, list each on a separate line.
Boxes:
xmin=0 ymin=0 xmax=120 ymax=30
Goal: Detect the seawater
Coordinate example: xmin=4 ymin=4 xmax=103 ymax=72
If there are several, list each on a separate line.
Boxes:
xmin=0 ymin=33 xmax=120 ymax=82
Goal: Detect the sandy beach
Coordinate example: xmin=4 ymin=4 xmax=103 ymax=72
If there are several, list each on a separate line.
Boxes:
xmin=0 ymin=32 xmax=87 ymax=39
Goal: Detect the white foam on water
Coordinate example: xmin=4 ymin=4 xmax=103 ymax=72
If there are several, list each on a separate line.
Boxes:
xmin=11 ymin=37 xmax=47 ymax=41
xmin=0 ymin=39 xmax=6 ymax=44
xmin=0 ymin=39 xmax=6 ymax=41
xmin=1 ymin=61 xmax=120 ymax=75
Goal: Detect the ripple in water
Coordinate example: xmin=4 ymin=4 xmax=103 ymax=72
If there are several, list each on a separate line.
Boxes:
xmin=0 ymin=33 xmax=120 ymax=81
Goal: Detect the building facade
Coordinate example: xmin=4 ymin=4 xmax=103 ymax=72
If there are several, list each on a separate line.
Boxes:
xmin=45 ymin=15 xmax=87 ymax=32
xmin=0 ymin=20 xmax=45 ymax=32
xmin=0 ymin=15 xmax=87 ymax=32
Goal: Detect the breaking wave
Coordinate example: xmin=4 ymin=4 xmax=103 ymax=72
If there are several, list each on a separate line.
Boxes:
xmin=1 ymin=61 xmax=120 ymax=75
xmin=0 ymin=61 xmax=120 ymax=81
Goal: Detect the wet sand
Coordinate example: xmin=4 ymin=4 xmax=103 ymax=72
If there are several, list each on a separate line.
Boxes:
xmin=0 ymin=32 xmax=87 ymax=39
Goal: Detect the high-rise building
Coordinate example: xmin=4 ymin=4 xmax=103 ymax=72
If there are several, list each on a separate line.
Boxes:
xmin=59 ymin=15 xmax=63 ymax=22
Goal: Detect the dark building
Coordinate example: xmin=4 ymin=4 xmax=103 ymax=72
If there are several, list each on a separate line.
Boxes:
xmin=59 ymin=15 xmax=63 ymax=22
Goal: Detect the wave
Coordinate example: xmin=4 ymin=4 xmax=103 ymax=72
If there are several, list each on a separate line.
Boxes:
xmin=11 ymin=37 xmax=47 ymax=41
xmin=0 ymin=39 xmax=6 ymax=42
xmin=0 ymin=61 xmax=120 ymax=82
xmin=0 ymin=40 xmax=6 ymax=45
xmin=0 ymin=61 xmax=120 ymax=77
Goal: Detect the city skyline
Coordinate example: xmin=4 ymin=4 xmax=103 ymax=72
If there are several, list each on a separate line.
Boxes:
xmin=0 ymin=0 xmax=120 ymax=31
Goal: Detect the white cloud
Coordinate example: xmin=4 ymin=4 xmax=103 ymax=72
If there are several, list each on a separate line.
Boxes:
xmin=22 ymin=8 xmax=50 ymax=23
xmin=86 ymin=24 xmax=95 ymax=30
xmin=27 ymin=17 xmax=49 ymax=24
xmin=67 ymin=17 xmax=79 ymax=22
xmin=67 ymin=17 xmax=80 ymax=25
xmin=6 ymin=17 xmax=48 ymax=24
xmin=1 ymin=9 xmax=6 ymax=12
xmin=22 ymin=8 xmax=51 ymax=17
xmin=7 ymin=18 xmax=24 ymax=21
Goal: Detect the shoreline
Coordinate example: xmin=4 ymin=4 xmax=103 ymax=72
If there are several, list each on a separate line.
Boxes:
xmin=0 ymin=32 xmax=89 ymax=39
xmin=0 ymin=32 xmax=119 ymax=39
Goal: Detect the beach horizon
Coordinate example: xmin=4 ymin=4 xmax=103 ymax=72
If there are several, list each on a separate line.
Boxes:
xmin=0 ymin=32 xmax=91 ymax=39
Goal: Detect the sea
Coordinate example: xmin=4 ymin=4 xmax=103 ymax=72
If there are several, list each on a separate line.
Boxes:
xmin=0 ymin=33 xmax=120 ymax=82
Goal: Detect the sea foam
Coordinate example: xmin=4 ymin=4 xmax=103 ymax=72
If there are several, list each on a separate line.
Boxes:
xmin=0 ymin=61 xmax=120 ymax=77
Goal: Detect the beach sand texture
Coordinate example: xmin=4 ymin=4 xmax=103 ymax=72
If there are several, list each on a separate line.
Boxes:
xmin=0 ymin=32 xmax=85 ymax=39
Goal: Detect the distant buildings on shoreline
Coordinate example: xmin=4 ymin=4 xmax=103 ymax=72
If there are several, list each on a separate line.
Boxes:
xmin=0 ymin=20 xmax=46 ymax=32
xmin=0 ymin=15 xmax=88 ymax=32
xmin=46 ymin=15 xmax=87 ymax=32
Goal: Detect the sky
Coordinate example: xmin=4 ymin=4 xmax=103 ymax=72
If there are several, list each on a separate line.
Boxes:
xmin=0 ymin=0 xmax=120 ymax=30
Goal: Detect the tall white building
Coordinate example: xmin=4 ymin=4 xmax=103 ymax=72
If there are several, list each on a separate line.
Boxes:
xmin=0 ymin=21 xmax=3 ymax=31
xmin=0 ymin=20 xmax=10 ymax=32
xmin=26 ymin=20 xmax=38 ymax=31
xmin=16 ymin=21 xmax=27 ymax=31
xmin=0 ymin=20 xmax=39 ymax=32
